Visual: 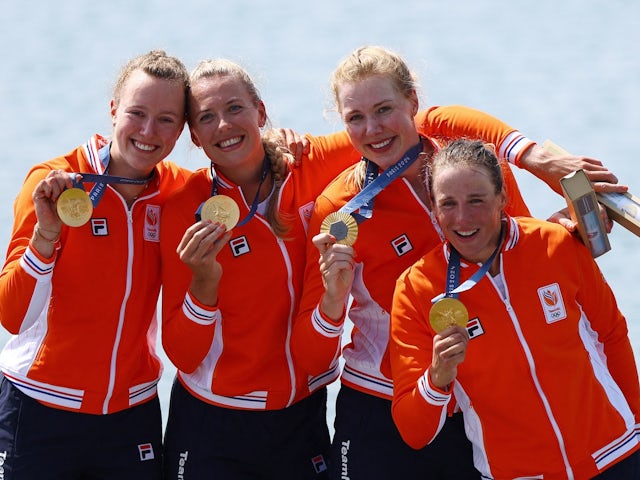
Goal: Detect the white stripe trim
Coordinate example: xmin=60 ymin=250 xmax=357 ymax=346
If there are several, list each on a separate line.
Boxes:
xmin=418 ymin=369 xmax=450 ymax=406
xmin=308 ymin=362 xmax=340 ymax=392
xmin=341 ymin=364 xmax=393 ymax=398
xmin=3 ymin=371 xmax=84 ymax=409
xmin=21 ymin=247 xmax=55 ymax=280
xmin=498 ymin=132 xmax=534 ymax=165
xmin=182 ymin=292 xmax=220 ymax=325
xmin=311 ymin=306 xmax=343 ymax=338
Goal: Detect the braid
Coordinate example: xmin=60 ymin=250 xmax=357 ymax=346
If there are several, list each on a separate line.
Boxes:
xmin=261 ymin=131 xmax=294 ymax=238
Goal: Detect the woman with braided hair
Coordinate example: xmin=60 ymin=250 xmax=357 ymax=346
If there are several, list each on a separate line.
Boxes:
xmin=159 ymin=58 xmax=363 ymax=479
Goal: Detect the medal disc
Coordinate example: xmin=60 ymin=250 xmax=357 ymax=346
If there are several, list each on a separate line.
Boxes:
xmin=429 ymin=298 xmax=469 ymax=333
xmin=200 ymin=195 xmax=240 ymax=230
xmin=320 ymin=211 xmax=358 ymax=246
xmin=56 ymin=188 xmax=93 ymax=227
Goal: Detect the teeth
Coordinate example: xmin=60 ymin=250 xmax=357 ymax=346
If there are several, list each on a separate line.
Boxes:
xmin=371 ymin=138 xmax=392 ymax=149
xmin=134 ymin=141 xmax=155 ymax=151
xmin=457 ymin=230 xmax=478 ymax=237
xmin=219 ymin=136 xmax=242 ymax=148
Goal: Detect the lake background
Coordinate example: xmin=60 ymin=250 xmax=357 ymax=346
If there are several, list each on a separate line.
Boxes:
xmin=1 ymin=0 xmax=638 ymax=431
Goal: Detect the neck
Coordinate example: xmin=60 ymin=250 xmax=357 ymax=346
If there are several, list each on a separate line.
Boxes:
xmin=405 ymin=144 xmax=434 ymax=205
xmin=217 ymin=155 xmax=272 ymax=203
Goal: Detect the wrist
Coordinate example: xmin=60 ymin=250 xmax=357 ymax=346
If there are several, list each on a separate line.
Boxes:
xmin=34 ymin=223 xmax=61 ymax=244
xmin=320 ymin=293 xmax=347 ymax=321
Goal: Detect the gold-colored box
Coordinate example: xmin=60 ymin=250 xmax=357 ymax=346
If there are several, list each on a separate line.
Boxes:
xmin=560 ymin=169 xmax=611 ymax=258
xmin=595 ymin=191 xmax=640 ymax=237
xmin=543 ymin=139 xmax=640 ymax=239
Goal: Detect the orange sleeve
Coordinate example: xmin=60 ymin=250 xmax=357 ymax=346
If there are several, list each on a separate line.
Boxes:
xmin=573 ymin=236 xmax=640 ymax=420
xmin=297 ymin=131 xmax=360 ymax=188
xmin=501 ymin=163 xmax=532 ymax=217
xmin=416 ymin=105 xmax=532 ymax=217
xmin=390 ymin=266 xmax=451 ymax=449
xmin=160 ymin=180 xmax=219 ymax=374
xmin=415 ymin=105 xmax=535 ymax=166
xmin=0 ymin=163 xmax=56 ymax=334
xmin=291 ymin=190 xmax=346 ymax=376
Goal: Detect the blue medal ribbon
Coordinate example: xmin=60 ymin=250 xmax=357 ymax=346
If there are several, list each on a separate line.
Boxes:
xmin=432 ymin=223 xmax=505 ymax=303
xmin=340 ymin=141 xmax=423 ymax=224
xmin=71 ymin=144 xmax=155 ymax=207
xmin=195 ymin=155 xmax=270 ymax=226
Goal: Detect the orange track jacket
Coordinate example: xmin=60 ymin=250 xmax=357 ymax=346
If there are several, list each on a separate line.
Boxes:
xmin=391 ymin=216 xmax=640 ymax=479
xmin=0 ymin=135 xmax=190 ymax=414
xmin=291 ymin=109 xmax=533 ymax=401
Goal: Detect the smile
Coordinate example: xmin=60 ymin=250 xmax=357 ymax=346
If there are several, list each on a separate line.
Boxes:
xmin=370 ymin=138 xmax=392 ymax=149
xmin=218 ymin=136 xmax=242 ymax=148
xmin=456 ymin=229 xmax=479 ymax=237
xmin=133 ymin=140 xmax=156 ymax=152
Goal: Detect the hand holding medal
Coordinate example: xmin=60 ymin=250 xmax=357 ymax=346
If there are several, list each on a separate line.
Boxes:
xmin=56 ymin=165 xmax=156 ymax=227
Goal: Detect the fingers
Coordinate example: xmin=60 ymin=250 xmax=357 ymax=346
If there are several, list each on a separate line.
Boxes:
xmin=592 ymin=182 xmax=628 ymax=194
xmin=177 ymin=221 xmax=229 ymax=264
xmin=547 ymin=210 xmax=577 ymax=233
xmin=33 ymin=170 xmax=74 ymax=203
xmin=598 ymin=204 xmax=614 ymax=233
xmin=430 ymin=326 xmax=468 ymax=388
xmin=433 ymin=327 xmax=468 ymax=363
xmin=312 ymin=232 xmax=336 ymax=253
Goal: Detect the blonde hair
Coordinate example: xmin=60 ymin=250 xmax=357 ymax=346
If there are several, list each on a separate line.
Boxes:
xmin=190 ymin=59 xmax=290 ymax=237
xmin=331 ymin=46 xmax=420 ymax=189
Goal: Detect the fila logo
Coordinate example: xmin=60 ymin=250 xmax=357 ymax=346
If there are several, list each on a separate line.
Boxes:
xmin=537 ymin=283 xmax=567 ymax=324
xmin=230 ymin=236 xmax=251 ymax=257
xmin=390 ymin=234 xmax=413 ymax=256
xmin=311 ymin=454 xmax=327 ymax=473
xmin=466 ymin=317 xmax=484 ymax=339
xmin=138 ymin=443 xmax=155 ymax=461
xmin=91 ymin=218 xmax=108 ymax=236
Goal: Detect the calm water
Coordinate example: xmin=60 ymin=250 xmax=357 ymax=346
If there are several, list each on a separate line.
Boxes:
xmin=1 ymin=0 xmax=639 ymax=429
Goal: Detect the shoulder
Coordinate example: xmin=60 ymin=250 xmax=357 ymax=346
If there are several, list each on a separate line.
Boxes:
xmin=513 ymin=216 xmax=588 ymax=256
xmin=398 ymin=245 xmax=446 ymax=292
xmin=163 ymin=168 xmax=209 ymax=207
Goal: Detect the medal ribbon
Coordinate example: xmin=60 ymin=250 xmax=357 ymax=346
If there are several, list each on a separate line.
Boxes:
xmin=196 ymin=155 xmax=270 ymax=226
xmin=71 ymin=144 xmax=155 ymax=207
xmin=339 ymin=141 xmax=423 ymax=224
xmin=432 ymin=223 xmax=505 ymax=303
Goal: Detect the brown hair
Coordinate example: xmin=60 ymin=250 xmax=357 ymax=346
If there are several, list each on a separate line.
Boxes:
xmin=113 ymin=50 xmax=189 ymax=107
xmin=427 ymin=139 xmax=504 ymax=196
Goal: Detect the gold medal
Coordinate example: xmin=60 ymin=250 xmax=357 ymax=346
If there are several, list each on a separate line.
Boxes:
xmin=56 ymin=188 xmax=93 ymax=227
xmin=429 ymin=298 xmax=469 ymax=333
xmin=200 ymin=195 xmax=240 ymax=230
xmin=320 ymin=211 xmax=358 ymax=246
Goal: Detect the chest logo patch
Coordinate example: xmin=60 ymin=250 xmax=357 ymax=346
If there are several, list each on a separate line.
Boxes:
xmin=298 ymin=201 xmax=314 ymax=235
xmin=390 ymin=234 xmax=413 ymax=257
xmin=537 ymin=283 xmax=567 ymax=324
xmin=230 ymin=236 xmax=251 ymax=257
xmin=466 ymin=317 xmax=485 ymax=339
xmin=144 ymin=205 xmax=160 ymax=242
xmin=91 ymin=218 xmax=108 ymax=236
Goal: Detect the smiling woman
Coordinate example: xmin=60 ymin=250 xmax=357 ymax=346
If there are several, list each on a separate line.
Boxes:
xmin=157 ymin=58 xmax=362 ymax=479
xmin=0 ymin=50 xmax=191 ymax=479
xmin=289 ymin=45 xmax=627 ymax=480
xmin=390 ymin=138 xmax=640 ymax=479
xmin=429 ymin=140 xmax=506 ymax=269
